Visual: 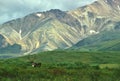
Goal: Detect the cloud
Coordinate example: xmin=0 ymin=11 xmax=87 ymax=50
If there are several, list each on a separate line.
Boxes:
xmin=0 ymin=0 xmax=96 ymax=24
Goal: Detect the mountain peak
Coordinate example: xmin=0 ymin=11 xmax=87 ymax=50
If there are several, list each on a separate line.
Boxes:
xmin=48 ymin=9 xmax=63 ymax=13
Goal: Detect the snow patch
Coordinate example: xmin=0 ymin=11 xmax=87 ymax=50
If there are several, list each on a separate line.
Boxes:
xmin=105 ymin=0 xmax=108 ymax=3
xmin=19 ymin=29 xmax=22 ymax=40
xmin=89 ymin=30 xmax=99 ymax=34
xmin=117 ymin=5 xmax=120 ymax=10
xmin=19 ymin=29 xmax=22 ymax=34
xmin=36 ymin=13 xmax=42 ymax=17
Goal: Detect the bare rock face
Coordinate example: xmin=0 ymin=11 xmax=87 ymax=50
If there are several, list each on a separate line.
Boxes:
xmin=68 ymin=0 xmax=120 ymax=32
xmin=0 ymin=9 xmax=82 ymax=54
xmin=0 ymin=0 xmax=120 ymax=54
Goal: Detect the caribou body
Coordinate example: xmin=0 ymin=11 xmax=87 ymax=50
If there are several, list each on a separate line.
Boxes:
xmin=32 ymin=62 xmax=41 ymax=67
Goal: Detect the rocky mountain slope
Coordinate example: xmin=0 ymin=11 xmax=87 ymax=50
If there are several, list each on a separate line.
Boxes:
xmin=0 ymin=9 xmax=83 ymax=54
xmin=0 ymin=0 xmax=120 ymax=54
xmin=68 ymin=0 xmax=120 ymax=32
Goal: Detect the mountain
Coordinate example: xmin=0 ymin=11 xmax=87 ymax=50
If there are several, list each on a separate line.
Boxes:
xmin=0 ymin=0 xmax=120 ymax=54
xmin=73 ymin=30 xmax=120 ymax=51
xmin=0 ymin=9 xmax=83 ymax=54
xmin=68 ymin=0 xmax=120 ymax=32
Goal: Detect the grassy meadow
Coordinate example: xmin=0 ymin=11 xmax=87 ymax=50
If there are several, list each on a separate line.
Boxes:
xmin=0 ymin=50 xmax=120 ymax=81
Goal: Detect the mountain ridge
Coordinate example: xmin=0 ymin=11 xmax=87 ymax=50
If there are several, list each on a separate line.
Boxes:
xmin=0 ymin=0 xmax=120 ymax=54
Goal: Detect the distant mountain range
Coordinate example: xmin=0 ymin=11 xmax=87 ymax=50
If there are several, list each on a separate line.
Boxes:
xmin=0 ymin=0 xmax=120 ymax=54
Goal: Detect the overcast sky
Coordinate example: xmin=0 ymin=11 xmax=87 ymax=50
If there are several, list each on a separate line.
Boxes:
xmin=0 ymin=0 xmax=96 ymax=24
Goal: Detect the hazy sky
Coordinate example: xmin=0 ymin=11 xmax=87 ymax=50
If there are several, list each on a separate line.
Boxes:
xmin=0 ymin=0 xmax=96 ymax=24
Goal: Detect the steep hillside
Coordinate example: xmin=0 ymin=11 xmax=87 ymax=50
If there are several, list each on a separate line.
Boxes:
xmin=0 ymin=9 xmax=83 ymax=54
xmin=73 ymin=30 xmax=120 ymax=51
xmin=0 ymin=0 xmax=120 ymax=54
xmin=68 ymin=0 xmax=120 ymax=33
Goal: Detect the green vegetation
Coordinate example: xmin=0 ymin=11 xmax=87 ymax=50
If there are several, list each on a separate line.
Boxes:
xmin=73 ymin=30 xmax=120 ymax=51
xmin=0 ymin=50 xmax=120 ymax=81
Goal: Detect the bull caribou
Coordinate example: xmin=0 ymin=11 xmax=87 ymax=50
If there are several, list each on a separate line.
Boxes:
xmin=27 ymin=55 xmax=41 ymax=67
xmin=31 ymin=62 xmax=41 ymax=67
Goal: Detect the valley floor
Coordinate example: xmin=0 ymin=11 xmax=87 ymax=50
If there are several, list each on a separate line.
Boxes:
xmin=0 ymin=50 xmax=120 ymax=81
